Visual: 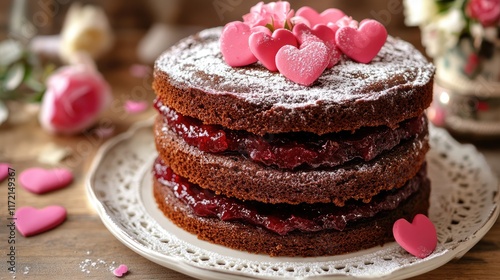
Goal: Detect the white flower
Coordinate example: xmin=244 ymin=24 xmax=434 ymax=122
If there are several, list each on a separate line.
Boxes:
xmin=403 ymin=0 xmax=439 ymax=26
xmin=421 ymin=8 xmax=466 ymax=58
xmin=59 ymin=3 xmax=114 ymax=63
xmin=437 ymin=8 xmax=466 ymax=34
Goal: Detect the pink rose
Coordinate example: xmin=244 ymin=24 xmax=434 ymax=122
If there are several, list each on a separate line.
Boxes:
xmin=243 ymin=1 xmax=295 ymax=30
xmin=39 ymin=64 xmax=112 ymax=134
xmin=467 ymin=0 xmax=500 ymax=27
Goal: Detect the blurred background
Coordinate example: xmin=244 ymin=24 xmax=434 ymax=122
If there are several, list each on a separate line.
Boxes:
xmin=0 ymin=0 xmax=422 ymax=68
xmin=1 ymin=0 xmax=499 ymax=142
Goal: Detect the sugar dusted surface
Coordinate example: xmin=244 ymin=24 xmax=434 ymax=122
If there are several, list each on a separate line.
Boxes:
xmin=155 ymin=27 xmax=435 ymax=109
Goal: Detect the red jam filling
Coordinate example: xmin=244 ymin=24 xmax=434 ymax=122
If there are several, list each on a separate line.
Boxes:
xmin=154 ymin=99 xmax=426 ymax=169
xmin=154 ymin=158 xmax=426 ymax=235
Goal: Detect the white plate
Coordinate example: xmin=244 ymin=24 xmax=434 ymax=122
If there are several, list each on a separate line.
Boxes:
xmin=86 ymin=118 xmax=499 ymax=280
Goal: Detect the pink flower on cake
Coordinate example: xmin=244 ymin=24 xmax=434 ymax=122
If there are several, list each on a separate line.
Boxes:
xmin=39 ymin=63 xmax=112 ymax=134
xmin=220 ymin=2 xmax=387 ymax=85
xmin=467 ymin=0 xmax=500 ymax=27
xmin=243 ymin=1 xmax=295 ymax=31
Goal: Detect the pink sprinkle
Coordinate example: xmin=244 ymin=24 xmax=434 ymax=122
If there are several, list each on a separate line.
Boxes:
xmin=0 ymin=163 xmax=10 ymax=181
xmin=124 ymin=100 xmax=148 ymax=114
xmin=129 ymin=64 xmax=151 ymax=78
xmin=113 ymin=264 xmax=128 ymax=277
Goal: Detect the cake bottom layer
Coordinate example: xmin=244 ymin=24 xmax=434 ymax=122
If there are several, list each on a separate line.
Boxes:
xmin=153 ymin=164 xmax=431 ymax=257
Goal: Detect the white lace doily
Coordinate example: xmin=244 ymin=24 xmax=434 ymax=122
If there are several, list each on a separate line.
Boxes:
xmin=86 ymin=118 xmax=499 ymax=280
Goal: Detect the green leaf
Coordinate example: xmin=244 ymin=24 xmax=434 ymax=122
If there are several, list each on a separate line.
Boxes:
xmin=0 ymin=40 xmax=23 ymax=67
xmin=3 ymin=63 xmax=25 ymax=91
xmin=265 ymin=23 xmax=275 ymax=33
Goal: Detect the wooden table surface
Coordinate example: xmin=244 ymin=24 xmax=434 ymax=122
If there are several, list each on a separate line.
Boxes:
xmin=1 ymin=58 xmax=500 ymax=280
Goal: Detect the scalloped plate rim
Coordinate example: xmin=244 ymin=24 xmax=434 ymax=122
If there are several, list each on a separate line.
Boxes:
xmin=85 ymin=118 xmax=500 ymax=280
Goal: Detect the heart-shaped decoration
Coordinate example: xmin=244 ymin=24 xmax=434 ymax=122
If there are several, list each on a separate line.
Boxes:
xmin=220 ymin=21 xmax=258 ymax=67
xmin=296 ymin=7 xmax=346 ymax=27
xmin=113 ymin=264 xmax=129 ymax=277
xmin=335 ymin=19 xmax=387 ymax=64
xmin=0 ymin=163 xmax=10 ymax=181
xmin=393 ymin=214 xmax=438 ymax=258
xmin=276 ymin=41 xmax=330 ymax=86
xmin=15 ymin=205 xmax=67 ymax=237
xmin=19 ymin=167 xmax=73 ymax=194
xmin=293 ymin=23 xmax=341 ymax=68
xmin=249 ymin=28 xmax=298 ymax=72
xmin=124 ymin=100 xmax=148 ymax=114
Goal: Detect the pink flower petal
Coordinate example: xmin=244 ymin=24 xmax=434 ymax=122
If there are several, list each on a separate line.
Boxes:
xmin=124 ymin=100 xmax=148 ymax=114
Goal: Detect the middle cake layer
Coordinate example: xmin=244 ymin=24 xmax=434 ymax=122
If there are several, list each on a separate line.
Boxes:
xmin=154 ymin=115 xmax=429 ymax=206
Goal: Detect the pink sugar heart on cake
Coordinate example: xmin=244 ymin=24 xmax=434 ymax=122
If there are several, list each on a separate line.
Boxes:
xmin=295 ymin=7 xmax=345 ymax=27
xmin=276 ymin=41 xmax=330 ymax=86
xmin=336 ymin=19 xmax=388 ymax=64
xmin=249 ymin=29 xmax=298 ymax=72
xmin=220 ymin=21 xmax=258 ymax=67
xmin=292 ymin=23 xmax=341 ymax=68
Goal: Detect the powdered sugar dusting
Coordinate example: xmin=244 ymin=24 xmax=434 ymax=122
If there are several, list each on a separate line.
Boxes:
xmin=155 ymin=27 xmax=434 ymax=109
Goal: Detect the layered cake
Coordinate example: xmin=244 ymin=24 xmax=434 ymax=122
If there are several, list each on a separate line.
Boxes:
xmin=152 ymin=2 xmax=435 ymax=257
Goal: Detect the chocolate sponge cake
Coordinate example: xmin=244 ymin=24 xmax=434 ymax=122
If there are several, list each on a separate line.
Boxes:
xmin=151 ymin=3 xmax=435 ymax=257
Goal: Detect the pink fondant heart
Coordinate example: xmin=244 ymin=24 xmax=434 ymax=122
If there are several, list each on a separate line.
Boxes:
xmin=249 ymin=28 xmax=298 ymax=72
xmin=15 ymin=205 xmax=67 ymax=237
xmin=220 ymin=21 xmax=258 ymax=67
xmin=326 ymin=22 xmax=340 ymax=35
xmin=336 ymin=16 xmax=359 ymax=29
xmin=251 ymin=25 xmax=272 ymax=36
xmin=0 ymin=163 xmax=10 ymax=181
xmin=113 ymin=264 xmax=129 ymax=277
xmin=393 ymin=214 xmax=437 ymax=258
xmin=293 ymin=23 xmax=341 ymax=68
xmin=296 ymin=7 xmax=345 ymax=27
xmin=335 ymin=19 xmax=388 ymax=64
xmin=19 ymin=167 xmax=73 ymax=194
xmin=276 ymin=41 xmax=330 ymax=86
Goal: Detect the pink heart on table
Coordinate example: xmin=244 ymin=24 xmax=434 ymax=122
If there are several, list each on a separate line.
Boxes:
xmin=15 ymin=205 xmax=67 ymax=237
xmin=335 ymin=19 xmax=388 ymax=64
xmin=276 ymin=41 xmax=330 ymax=86
xmin=293 ymin=23 xmax=341 ymax=68
xmin=393 ymin=214 xmax=438 ymax=259
xmin=19 ymin=167 xmax=73 ymax=194
xmin=296 ymin=7 xmax=346 ymax=27
xmin=220 ymin=21 xmax=258 ymax=67
xmin=0 ymin=163 xmax=10 ymax=181
xmin=124 ymin=100 xmax=148 ymax=114
xmin=249 ymin=28 xmax=298 ymax=72
xmin=113 ymin=264 xmax=129 ymax=277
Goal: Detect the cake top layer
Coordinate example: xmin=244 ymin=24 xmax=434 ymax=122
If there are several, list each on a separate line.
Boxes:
xmin=154 ymin=27 xmax=434 ymax=135
xmin=155 ymin=27 xmax=434 ymax=110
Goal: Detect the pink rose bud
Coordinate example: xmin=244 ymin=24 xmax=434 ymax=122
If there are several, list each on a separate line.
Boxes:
xmin=39 ymin=65 xmax=112 ymax=134
xmin=467 ymin=0 xmax=500 ymax=27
